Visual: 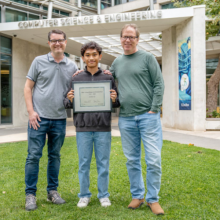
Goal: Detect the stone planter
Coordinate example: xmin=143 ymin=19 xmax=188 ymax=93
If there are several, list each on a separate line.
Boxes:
xmin=206 ymin=118 xmax=220 ymax=130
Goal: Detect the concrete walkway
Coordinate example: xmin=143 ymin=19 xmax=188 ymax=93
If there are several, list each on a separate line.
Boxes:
xmin=0 ymin=117 xmax=219 ymax=151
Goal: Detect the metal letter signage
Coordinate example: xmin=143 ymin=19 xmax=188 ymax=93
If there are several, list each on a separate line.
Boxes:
xmin=17 ymin=10 xmax=163 ymax=29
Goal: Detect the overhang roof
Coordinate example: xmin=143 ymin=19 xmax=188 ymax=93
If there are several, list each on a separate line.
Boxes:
xmin=70 ymin=33 xmax=162 ymax=58
xmin=0 ymin=6 xmax=208 ymax=65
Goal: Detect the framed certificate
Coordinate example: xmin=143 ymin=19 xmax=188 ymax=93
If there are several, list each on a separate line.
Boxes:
xmin=72 ymin=81 xmax=112 ymax=113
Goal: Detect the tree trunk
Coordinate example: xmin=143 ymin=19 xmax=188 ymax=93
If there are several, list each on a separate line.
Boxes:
xmin=206 ymin=55 xmax=220 ymax=115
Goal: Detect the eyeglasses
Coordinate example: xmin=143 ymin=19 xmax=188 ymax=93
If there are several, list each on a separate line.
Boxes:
xmin=121 ymin=36 xmax=138 ymax=41
xmin=49 ymin=39 xmax=66 ymax=44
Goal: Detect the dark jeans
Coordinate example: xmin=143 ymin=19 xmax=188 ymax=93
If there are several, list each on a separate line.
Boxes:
xmin=25 ymin=118 xmax=66 ymax=196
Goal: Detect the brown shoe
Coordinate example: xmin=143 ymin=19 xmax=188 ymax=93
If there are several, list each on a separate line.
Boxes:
xmin=147 ymin=202 xmax=164 ymax=215
xmin=128 ymin=198 xmax=145 ymax=209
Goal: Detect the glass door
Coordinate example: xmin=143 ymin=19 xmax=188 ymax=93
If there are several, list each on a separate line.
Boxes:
xmin=0 ymin=36 xmax=12 ymax=124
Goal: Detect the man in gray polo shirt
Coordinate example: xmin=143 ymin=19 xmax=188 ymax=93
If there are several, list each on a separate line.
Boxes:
xmin=24 ymin=29 xmax=78 ymax=211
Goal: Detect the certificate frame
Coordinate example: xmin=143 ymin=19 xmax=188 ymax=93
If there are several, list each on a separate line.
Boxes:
xmin=72 ymin=81 xmax=112 ymax=113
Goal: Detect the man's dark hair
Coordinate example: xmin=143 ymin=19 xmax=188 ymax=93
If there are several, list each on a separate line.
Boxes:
xmin=48 ymin=30 xmax=66 ymax=41
xmin=81 ymin=41 xmax=102 ymax=56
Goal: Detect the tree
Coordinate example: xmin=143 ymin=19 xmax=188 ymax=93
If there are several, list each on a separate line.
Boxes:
xmin=173 ymin=0 xmax=220 ymax=115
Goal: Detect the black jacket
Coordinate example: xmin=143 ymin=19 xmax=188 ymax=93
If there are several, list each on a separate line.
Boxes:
xmin=63 ymin=68 xmax=120 ymax=132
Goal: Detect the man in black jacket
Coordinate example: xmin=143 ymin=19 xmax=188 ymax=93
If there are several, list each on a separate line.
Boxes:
xmin=64 ymin=41 xmax=120 ymax=208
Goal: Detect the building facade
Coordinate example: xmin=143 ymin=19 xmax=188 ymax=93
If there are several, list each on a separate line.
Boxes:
xmin=0 ymin=0 xmax=219 ymax=130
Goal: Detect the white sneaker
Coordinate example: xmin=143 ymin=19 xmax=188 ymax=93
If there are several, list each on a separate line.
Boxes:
xmin=99 ymin=198 xmax=111 ymax=207
xmin=77 ymin=198 xmax=90 ymax=208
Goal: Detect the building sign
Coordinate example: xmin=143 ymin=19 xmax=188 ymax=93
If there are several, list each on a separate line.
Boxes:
xmin=18 ymin=10 xmax=162 ymax=29
xmin=178 ymin=37 xmax=191 ymax=110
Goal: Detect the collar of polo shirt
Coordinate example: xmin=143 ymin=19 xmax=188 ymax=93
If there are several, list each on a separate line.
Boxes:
xmin=47 ymin=52 xmax=67 ymax=64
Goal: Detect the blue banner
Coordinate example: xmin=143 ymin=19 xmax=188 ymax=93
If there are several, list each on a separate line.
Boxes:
xmin=178 ymin=37 xmax=191 ymax=110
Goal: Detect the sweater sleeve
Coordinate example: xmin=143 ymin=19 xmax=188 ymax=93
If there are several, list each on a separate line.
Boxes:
xmin=111 ymin=76 xmax=120 ymax=108
xmin=147 ymin=54 xmax=164 ymax=113
xmin=109 ymin=61 xmax=116 ymax=79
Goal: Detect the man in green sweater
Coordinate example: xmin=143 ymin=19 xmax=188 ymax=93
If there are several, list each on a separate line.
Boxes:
xmin=109 ymin=24 xmax=164 ymax=215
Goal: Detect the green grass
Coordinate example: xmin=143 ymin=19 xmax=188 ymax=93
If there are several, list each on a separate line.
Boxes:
xmin=0 ymin=137 xmax=220 ymax=219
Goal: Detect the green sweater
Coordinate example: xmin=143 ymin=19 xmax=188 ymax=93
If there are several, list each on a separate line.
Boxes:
xmin=110 ymin=50 xmax=164 ymax=117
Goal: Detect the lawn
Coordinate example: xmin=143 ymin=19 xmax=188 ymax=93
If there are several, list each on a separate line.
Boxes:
xmin=0 ymin=137 xmax=220 ymax=220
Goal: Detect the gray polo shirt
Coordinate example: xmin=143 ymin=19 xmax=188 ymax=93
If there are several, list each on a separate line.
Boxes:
xmin=26 ymin=52 xmax=78 ymax=119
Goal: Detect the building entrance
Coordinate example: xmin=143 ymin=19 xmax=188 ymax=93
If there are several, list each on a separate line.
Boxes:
xmin=0 ymin=6 xmax=207 ymax=130
xmin=0 ymin=35 xmax=12 ymax=124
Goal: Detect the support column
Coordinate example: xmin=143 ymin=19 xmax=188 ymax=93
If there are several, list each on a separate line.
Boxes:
xmin=191 ymin=6 xmax=206 ymax=130
xmin=39 ymin=5 xmax=43 ymax=19
xmin=78 ymin=0 xmax=82 ymax=16
xmin=162 ymin=5 xmax=206 ymax=131
xmin=48 ymin=1 xmax=53 ymax=19
xmin=111 ymin=0 xmax=114 ymax=7
xmin=97 ymin=0 xmax=101 ymax=15
xmin=149 ymin=0 xmax=154 ymax=10
xmin=80 ymin=57 xmax=84 ymax=70
xmin=162 ymin=26 xmax=177 ymax=129
xmin=1 ymin=6 xmax=6 ymax=23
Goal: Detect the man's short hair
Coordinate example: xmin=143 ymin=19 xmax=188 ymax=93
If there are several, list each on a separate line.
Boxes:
xmin=48 ymin=30 xmax=66 ymax=41
xmin=120 ymin=24 xmax=140 ymax=38
xmin=81 ymin=41 xmax=102 ymax=56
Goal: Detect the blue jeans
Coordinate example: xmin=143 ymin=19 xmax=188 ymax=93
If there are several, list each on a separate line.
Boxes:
xmin=76 ymin=132 xmax=111 ymax=199
xmin=25 ymin=118 xmax=66 ymax=196
xmin=118 ymin=112 xmax=162 ymax=203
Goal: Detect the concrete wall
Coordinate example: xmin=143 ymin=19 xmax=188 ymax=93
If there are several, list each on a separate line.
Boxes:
xmin=12 ymin=38 xmax=50 ymax=127
xmin=162 ymin=6 xmax=206 ymax=131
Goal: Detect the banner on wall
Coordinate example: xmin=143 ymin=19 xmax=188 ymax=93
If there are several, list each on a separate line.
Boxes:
xmin=178 ymin=37 xmax=191 ymax=110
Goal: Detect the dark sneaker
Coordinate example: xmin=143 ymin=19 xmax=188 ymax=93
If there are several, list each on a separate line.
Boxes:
xmin=47 ymin=190 xmax=66 ymax=204
xmin=25 ymin=194 xmax=37 ymax=211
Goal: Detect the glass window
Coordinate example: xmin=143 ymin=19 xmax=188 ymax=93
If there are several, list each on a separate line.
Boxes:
xmin=114 ymin=0 xmax=127 ymax=6
xmin=53 ymin=9 xmax=59 ymax=14
xmin=0 ymin=37 xmax=12 ymax=54
xmin=43 ymin=6 xmax=48 ymax=11
xmin=60 ymin=11 xmax=69 ymax=16
xmin=206 ymin=59 xmax=218 ymax=75
xmin=0 ymin=36 xmax=12 ymax=124
xmin=10 ymin=0 xmax=27 ymax=5
xmin=101 ymin=1 xmax=111 ymax=9
xmin=6 ymin=8 xmax=27 ymax=22
xmin=64 ymin=52 xmax=70 ymax=57
xmin=101 ymin=0 xmax=111 ymax=4
xmin=63 ymin=0 xmax=69 ymax=2
xmin=206 ymin=59 xmax=220 ymax=106
xmin=81 ymin=0 xmax=97 ymax=8
xmin=29 ymin=2 xmax=40 ymax=8
xmin=29 ymin=14 xmax=39 ymax=20
xmin=161 ymin=3 xmax=174 ymax=9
